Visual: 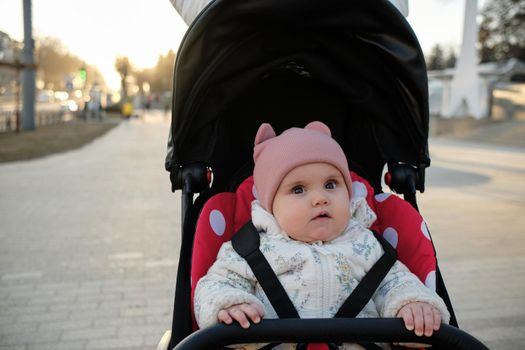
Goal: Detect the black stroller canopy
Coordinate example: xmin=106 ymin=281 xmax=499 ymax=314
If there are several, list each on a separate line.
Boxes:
xmin=166 ymin=0 xmax=430 ymax=191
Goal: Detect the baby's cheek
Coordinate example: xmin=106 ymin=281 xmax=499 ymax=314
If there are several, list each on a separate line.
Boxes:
xmin=278 ymin=215 xmax=304 ymax=239
xmin=337 ymin=209 xmax=351 ymax=232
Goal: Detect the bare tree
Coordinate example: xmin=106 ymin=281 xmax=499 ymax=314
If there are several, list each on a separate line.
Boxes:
xmin=115 ymin=56 xmax=132 ymax=99
xmin=150 ymin=50 xmax=176 ymax=93
xmin=36 ymin=37 xmax=105 ymax=90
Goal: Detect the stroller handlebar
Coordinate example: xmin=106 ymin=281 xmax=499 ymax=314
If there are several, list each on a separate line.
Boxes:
xmin=173 ymin=318 xmax=488 ymax=350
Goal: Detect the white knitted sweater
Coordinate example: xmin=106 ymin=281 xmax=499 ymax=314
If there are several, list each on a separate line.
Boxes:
xmin=194 ymin=196 xmax=450 ymax=349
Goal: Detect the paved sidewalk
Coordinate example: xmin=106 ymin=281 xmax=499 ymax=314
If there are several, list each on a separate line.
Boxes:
xmin=421 ymin=138 xmax=525 ymax=349
xmin=0 ymin=111 xmax=178 ymax=350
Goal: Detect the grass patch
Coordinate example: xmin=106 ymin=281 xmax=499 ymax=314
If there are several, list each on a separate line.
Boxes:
xmin=0 ymin=118 xmax=119 ymax=163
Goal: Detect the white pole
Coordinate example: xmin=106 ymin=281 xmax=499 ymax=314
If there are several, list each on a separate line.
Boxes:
xmin=443 ymin=0 xmax=482 ymax=119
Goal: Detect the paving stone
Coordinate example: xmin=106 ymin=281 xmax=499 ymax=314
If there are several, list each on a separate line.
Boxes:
xmin=0 ymin=305 xmax=47 ymax=316
xmin=0 ymin=322 xmax=39 ymax=335
xmin=61 ymin=327 xmax=117 ymax=341
xmin=48 ymin=302 xmax=99 ymax=313
xmin=69 ymin=308 xmax=121 ymax=321
xmin=16 ymin=312 xmax=69 ymax=324
xmin=0 ymin=346 xmax=26 ymax=350
xmin=85 ymin=336 xmax=144 ymax=350
xmin=93 ymin=317 xmax=145 ymax=328
xmin=117 ymin=324 xmax=168 ymax=337
xmin=27 ymin=340 xmax=86 ymax=350
xmin=38 ymin=319 xmax=92 ymax=332
xmin=0 ymin=330 xmax=61 ymax=346
xmin=0 ymin=315 xmax=16 ymax=326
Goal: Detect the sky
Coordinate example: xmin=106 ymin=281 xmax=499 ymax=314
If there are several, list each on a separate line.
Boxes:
xmin=0 ymin=0 xmax=487 ymax=91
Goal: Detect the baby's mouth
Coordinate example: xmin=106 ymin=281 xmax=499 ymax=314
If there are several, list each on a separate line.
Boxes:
xmin=313 ymin=211 xmax=331 ymax=220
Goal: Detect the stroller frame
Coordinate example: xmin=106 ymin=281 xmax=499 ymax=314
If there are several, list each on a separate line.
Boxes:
xmin=163 ymin=0 xmax=488 ymax=349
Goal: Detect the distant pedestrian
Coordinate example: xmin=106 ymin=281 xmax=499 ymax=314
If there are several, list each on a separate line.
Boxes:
xmin=87 ymin=85 xmax=102 ymax=120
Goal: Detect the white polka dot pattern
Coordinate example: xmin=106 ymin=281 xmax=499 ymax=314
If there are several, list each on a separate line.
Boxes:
xmin=209 ymin=209 xmax=226 ymax=236
xmin=352 ymin=181 xmax=367 ymax=198
xmin=425 ymin=270 xmax=436 ymax=291
xmin=374 ymin=193 xmax=391 ymax=202
xmin=383 ymin=227 xmax=399 ymax=248
xmin=252 ymin=185 xmax=258 ymax=199
xmin=421 ymin=221 xmax=431 ymax=240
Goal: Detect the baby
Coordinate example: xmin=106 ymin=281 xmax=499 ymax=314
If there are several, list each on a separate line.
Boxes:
xmin=194 ymin=121 xmax=450 ymax=349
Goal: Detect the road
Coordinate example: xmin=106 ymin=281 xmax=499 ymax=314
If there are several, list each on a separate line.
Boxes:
xmin=0 ymin=113 xmax=524 ymax=349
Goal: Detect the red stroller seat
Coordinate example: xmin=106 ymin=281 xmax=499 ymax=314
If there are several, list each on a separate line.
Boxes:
xmin=190 ymin=171 xmax=437 ymax=330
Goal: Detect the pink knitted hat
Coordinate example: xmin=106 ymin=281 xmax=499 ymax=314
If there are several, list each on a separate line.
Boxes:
xmin=253 ymin=121 xmax=352 ymax=212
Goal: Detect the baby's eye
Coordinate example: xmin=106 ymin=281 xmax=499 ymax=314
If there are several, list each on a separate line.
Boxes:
xmin=325 ymin=181 xmax=337 ymax=189
xmin=292 ymin=186 xmax=304 ymax=194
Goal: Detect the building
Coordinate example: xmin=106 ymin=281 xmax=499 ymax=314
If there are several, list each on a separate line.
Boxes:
xmin=428 ymin=59 xmax=525 ymax=119
xmin=0 ymin=30 xmax=22 ymax=96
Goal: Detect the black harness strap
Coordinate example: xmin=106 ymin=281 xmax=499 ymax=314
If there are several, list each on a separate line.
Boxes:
xmin=232 ymin=222 xmax=396 ymax=350
xmin=334 ymin=231 xmax=397 ymax=318
xmin=232 ymin=221 xmax=300 ymax=319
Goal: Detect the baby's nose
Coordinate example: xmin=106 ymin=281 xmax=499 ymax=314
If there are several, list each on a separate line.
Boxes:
xmin=312 ymin=192 xmax=329 ymax=206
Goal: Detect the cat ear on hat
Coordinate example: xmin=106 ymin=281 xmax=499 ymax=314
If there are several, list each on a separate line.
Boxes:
xmin=304 ymin=121 xmax=331 ymax=136
xmin=254 ymin=123 xmax=276 ymax=145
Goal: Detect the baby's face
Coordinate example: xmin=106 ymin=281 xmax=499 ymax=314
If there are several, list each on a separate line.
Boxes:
xmin=272 ymin=163 xmax=350 ymax=243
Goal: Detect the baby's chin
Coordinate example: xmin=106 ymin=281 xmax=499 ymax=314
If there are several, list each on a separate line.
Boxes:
xmin=300 ymin=229 xmax=342 ymax=243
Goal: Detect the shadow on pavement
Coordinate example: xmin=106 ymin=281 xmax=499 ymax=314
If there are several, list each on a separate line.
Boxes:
xmin=426 ymin=166 xmax=491 ymax=187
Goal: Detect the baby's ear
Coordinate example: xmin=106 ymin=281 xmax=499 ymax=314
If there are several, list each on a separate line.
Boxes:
xmin=254 ymin=123 xmax=276 ymax=145
xmin=305 ymin=121 xmax=331 ymax=136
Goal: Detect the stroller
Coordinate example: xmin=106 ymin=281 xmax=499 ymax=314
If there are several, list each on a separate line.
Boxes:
xmin=159 ymin=0 xmax=489 ymax=349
